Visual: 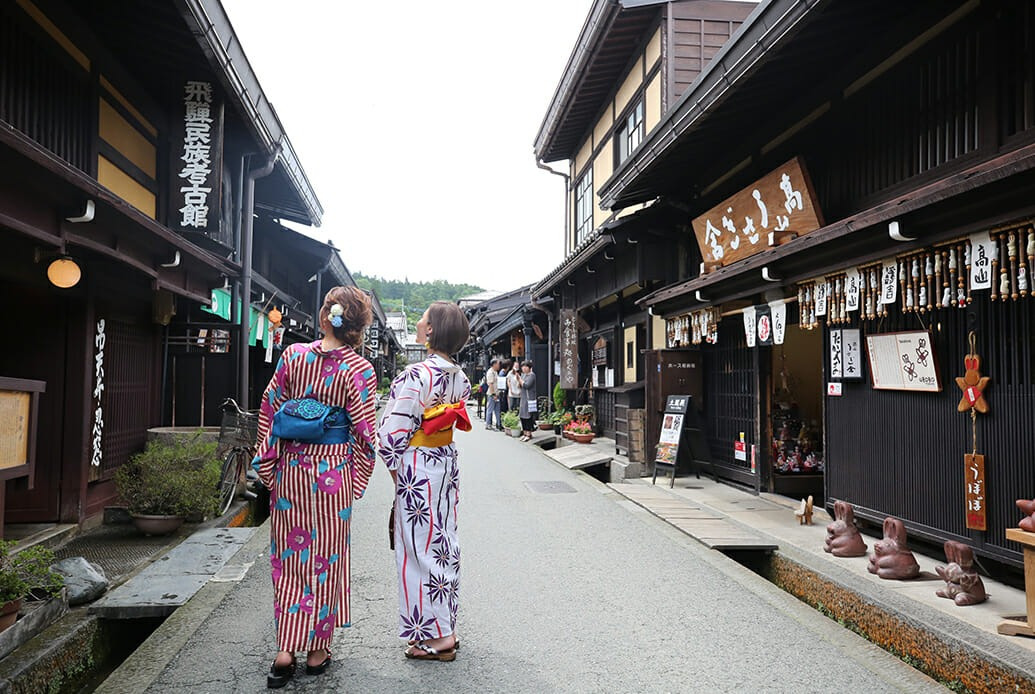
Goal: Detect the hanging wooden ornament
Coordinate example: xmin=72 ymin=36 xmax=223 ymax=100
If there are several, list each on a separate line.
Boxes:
xmin=956 ymin=336 xmax=991 ymax=414
xmin=962 ymin=242 xmax=971 ymax=306
xmin=991 ymin=233 xmax=1000 ymax=301
xmin=958 ymin=332 xmax=990 ymax=532
xmin=1020 ymin=227 xmax=1029 ymax=298
xmin=924 ymin=252 xmax=933 ymax=312
xmin=957 ymin=242 xmax=967 ymax=308
xmin=1008 ymin=231 xmax=1019 ymax=301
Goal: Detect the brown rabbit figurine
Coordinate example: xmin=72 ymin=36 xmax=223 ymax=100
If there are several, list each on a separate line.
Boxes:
xmin=1017 ymin=498 xmax=1035 ymax=532
xmin=824 ymin=500 xmax=868 ymax=557
xmin=867 ymin=517 xmax=920 ymax=579
xmin=935 ymin=540 xmax=987 ymax=606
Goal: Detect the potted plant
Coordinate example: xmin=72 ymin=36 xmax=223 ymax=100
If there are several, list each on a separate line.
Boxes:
xmin=564 ymin=419 xmax=595 ymax=444
xmin=501 ymin=410 xmax=521 ymax=437
xmin=0 ymin=541 xmax=63 ymax=633
xmin=556 ymin=411 xmax=573 ymax=436
xmin=114 ymin=434 xmax=222 ymax=535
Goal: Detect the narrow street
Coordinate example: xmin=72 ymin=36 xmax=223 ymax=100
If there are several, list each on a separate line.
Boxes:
xmin=128 ymin=426 xmax=941 ymax=693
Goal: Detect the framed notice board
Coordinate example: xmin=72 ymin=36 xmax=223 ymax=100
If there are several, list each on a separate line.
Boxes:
xmin=0 ymin=377 xmax=46 ymax=484
xmin=864 ymin=331 xmax=941 ymax=392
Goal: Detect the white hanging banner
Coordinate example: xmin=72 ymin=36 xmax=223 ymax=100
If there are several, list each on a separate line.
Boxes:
xmin=742 ymin=306 xmax=756 ymax=348
xmin=844 ymin=267 xmax=861 ymax=312
xmin=969 ymin=231 xmax=995 ymax=290
xmin=769 ymin=300 xmax=787 ymax=345
xmin=815 ymin=282 xmax=828 ymax=316
xmin=879 ymin=260 xmax=898 ymax=305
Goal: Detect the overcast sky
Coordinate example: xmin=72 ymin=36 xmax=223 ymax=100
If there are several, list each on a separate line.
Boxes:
xmin=221 ymin=1 xmax=594 ymax=293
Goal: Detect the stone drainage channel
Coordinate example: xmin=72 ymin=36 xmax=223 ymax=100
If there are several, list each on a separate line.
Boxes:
xmin=0 ymin=497 xmax=266 ymax=694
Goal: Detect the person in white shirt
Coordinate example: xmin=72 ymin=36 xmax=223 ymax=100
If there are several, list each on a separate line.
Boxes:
xmin=483 ymin=359 xmax=502 ymax=431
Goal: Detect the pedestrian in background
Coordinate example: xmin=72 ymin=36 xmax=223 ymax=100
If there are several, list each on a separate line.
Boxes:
xmin=498 ymin=360 xmax=511 ymax=414
xmin=518 ymin=360 xmax=537 ymax=441
xmin=484 ymin=358 xmax=502 ymax=430
xmin=507 ymin=360 xmax=522 ymax=413
xmin=252 ymin=286 xmax=378 ymax=688
xmin=378 ymin=301 xmax=470 ymax=661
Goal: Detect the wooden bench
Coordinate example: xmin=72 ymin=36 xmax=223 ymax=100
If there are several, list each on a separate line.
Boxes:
xmin=996 ymin=528 xmax=1035 ymax=638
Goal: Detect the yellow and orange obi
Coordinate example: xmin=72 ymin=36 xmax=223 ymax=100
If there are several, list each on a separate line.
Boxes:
xmin=409 ymin=401 xmax=472 ymax=448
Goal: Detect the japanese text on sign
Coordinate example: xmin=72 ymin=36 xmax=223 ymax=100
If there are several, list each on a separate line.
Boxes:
xmin=560 ymin=309 xmax=578 ymax=389
xmin=91 ymin=319 xmax=106 ymax=467
xmin=691 ymin=157 xmax=824 ymax=267
xmin=964 ymin=453 xmax=987 ymax=530
xmin=179 ymin=81 xmax=214 ymax=229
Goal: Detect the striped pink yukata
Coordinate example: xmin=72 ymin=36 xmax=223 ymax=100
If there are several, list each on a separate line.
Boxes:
xmin=253 ymin=341 xmax=377 ymax=654
xmin=378 ymin=354 xmax=471 ymax=642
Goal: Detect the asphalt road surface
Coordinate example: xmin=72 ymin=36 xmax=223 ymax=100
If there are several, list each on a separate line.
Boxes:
xmin=143 ymin=424 xmax=943 ymax=693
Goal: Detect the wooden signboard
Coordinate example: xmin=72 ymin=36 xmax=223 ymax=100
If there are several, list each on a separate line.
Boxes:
xmin=560 ymin=309 xmax=578 ymax=389
xmin=964 ymin=453 xmax=987 ymax=531
xmin=591 ymin=336 xmax=608 ymax=366
xmin=691 ymin=157 xmax=824 ymax=268
xmin=0 ymin=377 xmax=45 ymax=483
xmin=0 ymin=391 xmax=30 ymax=470
xmin=865 ymin=331 xmax=941 ymax=392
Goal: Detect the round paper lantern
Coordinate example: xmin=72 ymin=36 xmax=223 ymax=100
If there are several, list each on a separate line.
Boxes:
xmin=268 ymin=308 xmax=282 ymax=325
xmin=47 ymin=257 xmax=81 ymax=288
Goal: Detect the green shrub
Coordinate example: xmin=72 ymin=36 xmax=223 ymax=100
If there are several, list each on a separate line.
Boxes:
xmin=0 ymin=541 xmax=63 ymax=603
xmin=114 ymin=434 xmax=222 ymax=518
xmin=501 ymin=410 xmax=521 ymax=430
xmin=552 ymin=381 xmax=566 ymax=413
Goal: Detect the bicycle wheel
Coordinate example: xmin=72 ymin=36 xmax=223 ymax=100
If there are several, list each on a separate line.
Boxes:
xmin=218 ymin=448 xmax=245 ymax=516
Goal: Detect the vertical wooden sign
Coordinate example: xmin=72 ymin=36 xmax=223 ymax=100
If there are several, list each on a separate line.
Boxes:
xmin=560 ymin=310 xmax=578 ymax=389
xmin=964 ymin=453 xmax=987 ymax=530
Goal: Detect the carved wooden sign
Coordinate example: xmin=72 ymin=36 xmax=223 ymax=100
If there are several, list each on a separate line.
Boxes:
xmin=691 ymin=157 xmax=824 ymax=267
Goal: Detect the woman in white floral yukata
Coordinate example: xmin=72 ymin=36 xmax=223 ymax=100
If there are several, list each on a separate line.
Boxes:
xmin=378 ymin=301 xmax=471 ymax=661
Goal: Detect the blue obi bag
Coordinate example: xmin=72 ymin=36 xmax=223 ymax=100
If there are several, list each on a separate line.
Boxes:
xmin=272 ymin=398 xmax=352 ymax=445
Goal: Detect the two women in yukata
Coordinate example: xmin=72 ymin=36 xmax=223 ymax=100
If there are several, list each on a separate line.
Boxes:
xmin=255 ymin=294 xmax=470 ymax=685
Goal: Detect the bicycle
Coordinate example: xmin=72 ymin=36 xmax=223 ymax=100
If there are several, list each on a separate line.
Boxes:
xmin=217 ymin=397 xmax=259 ymax=516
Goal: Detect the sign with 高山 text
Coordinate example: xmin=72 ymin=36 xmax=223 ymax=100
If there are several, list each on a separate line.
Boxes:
xmin=560 ymin=310 xmax=578 ymax=389
xmin=691 ymin=157 xmax=824 ymax=267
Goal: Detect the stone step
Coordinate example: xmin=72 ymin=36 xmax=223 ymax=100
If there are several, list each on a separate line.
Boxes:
xmin=89 ymin=527 xmax=256 ymax=619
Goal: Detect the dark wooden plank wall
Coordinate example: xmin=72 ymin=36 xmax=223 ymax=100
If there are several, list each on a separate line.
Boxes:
xmin=667 ymin=2 xmax=751 ymax=106
xmin=826 ymin=300 xmax=1035 ymax=568
xmin=0 ymin=4 xmax=91 ymax=174
xmin=702 ymin=317 xmax=757 ymax=483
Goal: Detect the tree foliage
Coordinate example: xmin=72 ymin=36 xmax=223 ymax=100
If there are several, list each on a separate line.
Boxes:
xmin=354 ymin=272 xmax=483 ymax=330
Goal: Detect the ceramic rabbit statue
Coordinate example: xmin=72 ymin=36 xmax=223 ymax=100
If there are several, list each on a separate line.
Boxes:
xmin=824 ymin=500 xmax=867 ymax=557
xmin=867 ymin=517 xmax=920 ymax=580
xmin=935 ymin=540 xmax=987 ymax=606
xmin=1017 ymin=498 xmax=1035 ymax=532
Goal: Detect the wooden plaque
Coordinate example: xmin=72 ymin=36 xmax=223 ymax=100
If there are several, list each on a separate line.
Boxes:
xmin=691 ymin=157 xmax=824 ymax=267
xmin=964 ymin=453 xmax=987 ymax=531
xmin=0 ymin=390 xmax=30 ymax=470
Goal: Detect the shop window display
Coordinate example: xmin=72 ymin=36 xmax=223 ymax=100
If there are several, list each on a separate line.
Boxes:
xmin=771 ymin=355 xmax=823 ymax=475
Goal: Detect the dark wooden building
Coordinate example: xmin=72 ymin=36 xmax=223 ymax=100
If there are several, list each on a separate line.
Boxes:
xmin=0 ymin=0 xmax=321 ymax=534
xmin=533 ymin=0 xmax=754 ymax=459
xmin=601 ymin=0 xmax=1035 ymax=570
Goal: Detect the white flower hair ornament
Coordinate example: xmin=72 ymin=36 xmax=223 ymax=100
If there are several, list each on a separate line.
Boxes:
xmin=329 ymin=303 xmax=344 ymax=328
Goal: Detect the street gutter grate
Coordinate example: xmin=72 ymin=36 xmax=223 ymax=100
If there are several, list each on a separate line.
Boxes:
xmin=524 ymin=481 xmax=577 ymax=494
xmin=54 ymin=526 xmax=178 ymax=581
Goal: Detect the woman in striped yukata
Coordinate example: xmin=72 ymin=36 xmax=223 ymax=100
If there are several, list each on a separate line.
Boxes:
xmin=378 ymin=301 xmax=471 ymax=661
xmin=253 ymin=286 xmax=378 ymax=688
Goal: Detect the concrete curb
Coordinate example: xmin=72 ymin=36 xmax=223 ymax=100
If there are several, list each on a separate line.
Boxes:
xmin=763 ymin=540 xmax=1035 ymax=693
xmin=94 ymin=520 xmax=268 ymax=694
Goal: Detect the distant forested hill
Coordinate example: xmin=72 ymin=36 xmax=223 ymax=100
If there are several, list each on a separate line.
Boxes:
xmin=354 ymin=272 xmax=483 ymax=331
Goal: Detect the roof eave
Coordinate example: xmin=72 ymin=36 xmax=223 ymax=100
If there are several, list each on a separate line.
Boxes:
xmin=597 ymin=0 xmax=808 ymax=209
xmin=533 ymin=0 xmax=621 ymax=161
